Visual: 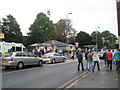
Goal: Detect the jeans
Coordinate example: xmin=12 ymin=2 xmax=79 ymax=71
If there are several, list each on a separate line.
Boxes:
xmin=92 ymin=61 xmax=100 ymax=71
xmin=116 ymin=61 xmax=120 ymax=70
xmin=78 ymin=60 xmax=84 ymax=71
xmin=87 ymin=61 xmax=92 ymax=70
xmin=107 ymin=60 xmax=112 ymax=70
xmin=104 ymin=59 xmax=107 ymax=65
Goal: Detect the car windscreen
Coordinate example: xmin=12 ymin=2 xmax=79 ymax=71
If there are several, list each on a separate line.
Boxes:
xmin=2 ymin=53 xmax=13 ymax=57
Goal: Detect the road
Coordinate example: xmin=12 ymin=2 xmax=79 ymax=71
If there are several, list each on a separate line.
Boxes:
xmin=2 ymin=59 xmax=119 ymax=89
xmin=2 ymin=60 xmax=79 ymax=88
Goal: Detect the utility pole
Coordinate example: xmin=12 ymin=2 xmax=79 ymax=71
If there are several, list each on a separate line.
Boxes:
xmin=96 ymin=27 xmax=100 ymax=50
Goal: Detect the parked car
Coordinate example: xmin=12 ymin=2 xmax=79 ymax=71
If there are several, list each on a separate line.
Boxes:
xmin=0 ymin=51 xmax=43 ymax=69
xmin=41 ymin=52 xmax=66 ymax=64
xmin=98 ymin=51 xmax=105 ymax=59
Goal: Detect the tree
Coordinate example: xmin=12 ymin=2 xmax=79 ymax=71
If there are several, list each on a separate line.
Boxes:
xmin=101 ymin=30 xmax=117 ymax=49
xmin=27 ymin=12 xmax=56 ymax=44
xmin=76 ymin=31 xmax=93 ymax=48
xmin=91 ymin=31 xmax=102 ymax=48
xmin=2 ymin=14 xmax=23 ymax=43
xmin=55 ymin=19 xmax=76 ymax=43
xmin=91 ymin=30 xmax=117 ymax=49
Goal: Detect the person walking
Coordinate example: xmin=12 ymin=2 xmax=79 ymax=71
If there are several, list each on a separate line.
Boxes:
xmin=87 ymin=51 xmax=93 ymax=70
xmin=106 ymin=50 xmax=113 ymax=70
xmin=85 ymin=50 xmax=89 ymax=69
xmin=76 ymin=50 xmax=84 ymax=71
xmin=92 ymin=52 xmax=100 ymax=72
xmin=113 ymin=49 xmax=120 ymax=71
xmin=103 ymin=50 xmax=107 ymax=65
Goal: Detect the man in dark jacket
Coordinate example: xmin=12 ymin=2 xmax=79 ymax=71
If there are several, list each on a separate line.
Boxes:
xmin=76 ymin=50 xmax=84 ymax=71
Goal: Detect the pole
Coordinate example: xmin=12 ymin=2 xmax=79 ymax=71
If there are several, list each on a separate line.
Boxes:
xmin=96 ymin=27 xmax=100 ymax=50
xmin=66 ymin=13 xmax=72 ymax=44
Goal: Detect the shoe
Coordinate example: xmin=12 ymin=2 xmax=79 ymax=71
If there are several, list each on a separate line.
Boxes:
xmin=82 ymin=69 xmax=84 ymax=71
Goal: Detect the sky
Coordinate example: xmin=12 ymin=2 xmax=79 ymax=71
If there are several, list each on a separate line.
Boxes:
xmin=0 ymin=0 xmax=118 ymax=36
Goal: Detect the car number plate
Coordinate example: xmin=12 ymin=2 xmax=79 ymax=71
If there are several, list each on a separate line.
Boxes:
xmin=2 ymin=59 xmax=7 ymax=61
xmin=42 ymin=57 xmax=47 ymax=59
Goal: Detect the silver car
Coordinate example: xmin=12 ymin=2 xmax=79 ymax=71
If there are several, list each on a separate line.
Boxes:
xmin=42 ymin=52 xmax=66 ymax=64
xmin=0 ymin=51 xmax=43 ymax=69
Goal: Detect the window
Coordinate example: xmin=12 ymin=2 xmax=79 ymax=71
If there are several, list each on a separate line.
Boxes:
xmin=12 ymin=47 xmax=15 ymax=52
xmin=2 ymin=53 xmax=13 ymax=57
xmin=22 ymin=52 xmax=28 ymax=57
xmin=15 ymin=53 xmax=22 ymax=57
xmin=28 ymin=52 xmax=35 ymax=57
xmin=54 ymin=53 xmax=60 ymax=56
xmin=16 ymin=47 xmax=22 ymax=51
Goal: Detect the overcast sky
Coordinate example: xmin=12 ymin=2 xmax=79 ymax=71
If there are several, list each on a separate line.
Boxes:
xmin=0 ymin=0 xmax=118 ymax=36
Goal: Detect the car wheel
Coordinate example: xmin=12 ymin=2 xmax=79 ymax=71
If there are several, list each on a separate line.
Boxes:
xmin=38 ymin=60 xmax=43 ymax=66
xmin=17 ymin=62 xmax=24 ymax=69
xmin=63 ymin=58 xmax=66 ymax=62
xmin=52 ymin=59 xmax=55 ymax=64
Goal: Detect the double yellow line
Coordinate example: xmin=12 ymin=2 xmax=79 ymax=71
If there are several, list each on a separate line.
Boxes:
xmin=56 ymin=70 xmax=92 ymax=89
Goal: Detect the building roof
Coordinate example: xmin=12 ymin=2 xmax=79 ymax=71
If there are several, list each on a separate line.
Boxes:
xmin=29 ymin=40 xmax=69 ymax=47
xmin=44 ymin=40 xmax=68 ymax=47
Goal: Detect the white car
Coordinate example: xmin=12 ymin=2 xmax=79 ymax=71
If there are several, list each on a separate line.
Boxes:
xmin=0 ymin=51 xmax=43 ymax=69
xmin=42 ymin=52 xmax=66 ymax=64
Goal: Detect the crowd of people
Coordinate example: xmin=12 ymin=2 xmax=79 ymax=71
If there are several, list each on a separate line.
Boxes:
xmin=76 ymin=48 xmax=120 ymax=72
xmin=32 ymin=47 xmax=120 ymax=72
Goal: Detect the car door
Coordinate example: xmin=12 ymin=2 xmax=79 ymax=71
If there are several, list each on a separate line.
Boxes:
xmin=54 ymin=53 xmax=61 ymax=62
xmin=28 ymin=52 xmax=38 ymax=65
xmin=21 ymin=52 xmax=30 ymax=65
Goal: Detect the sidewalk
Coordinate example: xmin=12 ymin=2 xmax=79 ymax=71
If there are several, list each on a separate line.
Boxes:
xmin=70 ymin=61 xmax=119 ymax=89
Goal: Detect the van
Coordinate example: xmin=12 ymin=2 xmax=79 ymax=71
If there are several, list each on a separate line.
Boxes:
xmin=0 ymin=41 xmax=27 ymax=54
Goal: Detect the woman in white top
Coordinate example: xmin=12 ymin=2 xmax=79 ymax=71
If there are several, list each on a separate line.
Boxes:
xmin=92 ymin=52 xmax=100 ymax=72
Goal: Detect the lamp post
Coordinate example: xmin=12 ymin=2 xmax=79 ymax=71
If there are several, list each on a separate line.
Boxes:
xmin=102 ymin=37 xmax=105 ymax=49
xmin=96 ymin=27 xmax=100 ymax=50
xmin=66 ymin=13 xmax=72 ymax=44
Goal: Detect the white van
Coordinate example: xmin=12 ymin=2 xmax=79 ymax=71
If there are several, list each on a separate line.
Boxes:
xmin=0 ymin=41 xmax=27 ymax=54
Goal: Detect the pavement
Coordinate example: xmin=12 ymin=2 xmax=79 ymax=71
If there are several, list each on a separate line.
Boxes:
xmin=69 ymin=60 xmax=120 ymax=89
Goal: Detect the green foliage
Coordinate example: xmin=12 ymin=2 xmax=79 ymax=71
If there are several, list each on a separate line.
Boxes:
xmin=76 ymin=31 xmax=93 ymax=48
xmin=2 ymin=14 xmax=23 ymax=43
xmin=91 ymin=30 xmax=117 ymax=49
xmin=27 ymin=12 xmax=56 ymax=44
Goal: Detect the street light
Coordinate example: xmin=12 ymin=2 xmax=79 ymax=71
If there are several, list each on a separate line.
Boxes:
xmin=66 ymin=13 xmax=72 ymax=44
xmin=96 ymin=27 xmax=100 ymax=50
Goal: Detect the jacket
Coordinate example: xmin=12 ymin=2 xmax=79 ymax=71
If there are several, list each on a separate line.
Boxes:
xmin=76 ymin=52 xmax=83 ymax=60
xmin=106 ymin=52 xmax=113 ymax=60
xmin=92 ymin=55 xmax=100 ymax=62
xmin=87 ymin=53 xmax=93 ymax=61
xmin=113 ymin=51 xmax=120 ymax=61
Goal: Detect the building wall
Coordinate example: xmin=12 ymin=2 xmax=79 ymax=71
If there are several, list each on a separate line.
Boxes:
xmin=116 ymin=0 xmax=120 ymax=49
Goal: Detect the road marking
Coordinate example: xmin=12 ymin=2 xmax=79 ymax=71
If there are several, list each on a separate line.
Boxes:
xmin=66 ymin=71 xmax=92 ymax=88
xmin=57 ymin=71 xmax=90 ymax=89
xmin=57 ymin=61 xmax=104 ymax=89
